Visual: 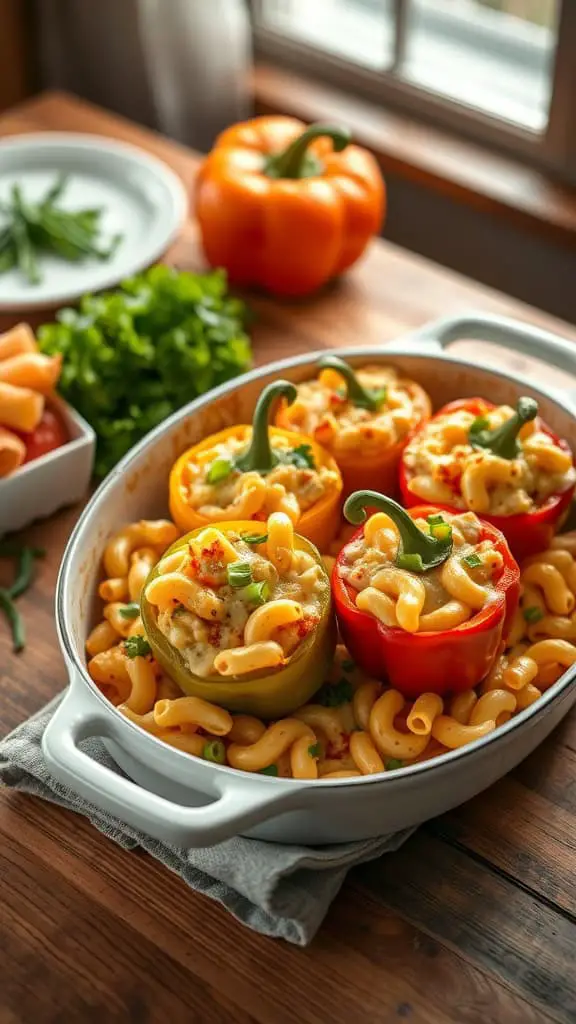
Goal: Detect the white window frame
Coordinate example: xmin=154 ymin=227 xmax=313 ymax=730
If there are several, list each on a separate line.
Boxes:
xmin=251 ymin=0 xmax=576 ymax=183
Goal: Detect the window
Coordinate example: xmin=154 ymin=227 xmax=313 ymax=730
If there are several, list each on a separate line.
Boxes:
xmin=252 ymin=0 xmax=576 ymax=181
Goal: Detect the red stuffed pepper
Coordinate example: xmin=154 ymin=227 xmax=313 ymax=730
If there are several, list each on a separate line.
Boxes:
xmin=333 ymin=491 xmax=520 ymax=698
xmin=400 ymin=396 xmax=575 ymax=562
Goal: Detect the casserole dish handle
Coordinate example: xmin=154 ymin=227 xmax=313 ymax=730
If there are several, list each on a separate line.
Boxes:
xmin=396 ymin=311 xmax=576 ymax=406
xmin=42 ymin=676 xmax=300 ymax=848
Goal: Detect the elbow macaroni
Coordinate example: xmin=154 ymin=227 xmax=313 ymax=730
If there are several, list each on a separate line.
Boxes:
xmin=340 ymin=509 xmax=502 ymax=633
xmin=87 ymin=515 xmax=576 ymax=779
xmin=403 ymin=402 xmax=575 ymax=516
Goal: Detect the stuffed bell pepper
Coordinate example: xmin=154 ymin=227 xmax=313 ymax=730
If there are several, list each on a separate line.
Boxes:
xmin=169 ymin=380 xmax=342 ymax=552
xmin=333 ymin=491 xmax=520 ymax=697
xmin=400 ymin=396 xmax=575 ymax=561
xmin=276 ymin=355 xmax=431 ymax=499
xmin=140 ymin=511 xmax=336 ymax=718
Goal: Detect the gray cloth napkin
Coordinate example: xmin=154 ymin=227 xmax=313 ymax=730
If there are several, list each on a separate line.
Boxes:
xmin=0 ymin=693 xmax=414 ymax=945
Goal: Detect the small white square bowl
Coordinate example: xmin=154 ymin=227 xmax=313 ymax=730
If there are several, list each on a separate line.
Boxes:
xmin=0 ymin=394 xmax=95 ymax=536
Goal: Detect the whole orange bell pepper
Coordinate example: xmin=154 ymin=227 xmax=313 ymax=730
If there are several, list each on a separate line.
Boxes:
xmin=169 ymin=380 xmax=343 ymax=551
xmin=195 ymin=116 xmax=385 ymax=297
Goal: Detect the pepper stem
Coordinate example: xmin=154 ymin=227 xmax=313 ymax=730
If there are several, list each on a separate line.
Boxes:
xmin=344 ymin=491 xmax=453 ymax=573
xmin=265 ymin=123 xmax=351 ymax=180
xmin=469 ymin=397 xmax=538 ymax=460
xmin=317 ymin=355 xmax=386 ymax=412
xmin=235 ymin=380 xmax=297 ymax=474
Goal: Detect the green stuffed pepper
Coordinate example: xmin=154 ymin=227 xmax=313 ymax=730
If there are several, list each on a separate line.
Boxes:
xmin=140 ymin=512 xmax=335 ymax=719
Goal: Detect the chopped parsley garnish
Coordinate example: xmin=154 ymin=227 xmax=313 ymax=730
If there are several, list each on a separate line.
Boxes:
xmin=282 ymin=443 xmax=316 ymax=470
xmin=227 ymin=561 xmax=253 ymax=588
xmin=462 ymin=552 xmax=482 ymax=569
xmin=118 ymin=602 xmax=141 ymax=619
xmin=241 ymin=532 xmax=268 ymax=544
xmin=206 ymin=457 xmax=234 ymax=485
xmin=385 ymin=758 xmax=404 ymax=771
xmin=123 ymin=635 xmax=152 ymax=658
xmin=308 ymin=742 xmax=322 ymax=758
xmin=259 ymin=764 xmax=279 ymax=776
xmin=315 ymin=678 xmax=354 ymax=707
xmin=523 ymin=605 xmax=544 ymax=624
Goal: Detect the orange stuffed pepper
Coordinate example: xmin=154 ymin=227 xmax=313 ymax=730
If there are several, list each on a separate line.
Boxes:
xmin=195 ymin=117 xmax=385 ymax=297
xmin=276 ymin=355 xmax=431 ymax=499
xmin=169 ymin=380 xmax=342 ymax=552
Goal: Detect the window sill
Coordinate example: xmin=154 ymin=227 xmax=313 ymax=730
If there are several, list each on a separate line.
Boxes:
xmin=252 ymin=62 xmax=576 ymax=250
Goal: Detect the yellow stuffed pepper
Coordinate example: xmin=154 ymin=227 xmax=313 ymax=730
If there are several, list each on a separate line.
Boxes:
xmin=169 ymin=380 xmax=342 ymax=552
xmin=140 ymin=511 xmax=336 ymax=718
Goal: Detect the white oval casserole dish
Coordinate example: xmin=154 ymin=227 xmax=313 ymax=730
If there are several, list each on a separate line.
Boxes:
xmin=43 ymin=313 xmax=576 ymax=847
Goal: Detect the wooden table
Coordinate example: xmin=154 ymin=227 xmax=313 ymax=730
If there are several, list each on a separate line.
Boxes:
xmin=1 ymin=92 xmax=575 ymax=1024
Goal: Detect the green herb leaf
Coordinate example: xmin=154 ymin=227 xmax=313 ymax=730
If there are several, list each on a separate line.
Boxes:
xmin=308 ymin=742 xmax=322 ymax=758
xmin=203 ymin=740 xmax=226 ymax=764
xmin=123 ymin=635 xmax=152 ymax=658
xmin=118 ymin=602 xmax=140 ymax=619
xmin=462 ymin=552 xmax=482 ymax=569
xmin=38 ymin=265 xmax=251 ymax=478
xmin=259 ymin=764 xmax=279 ymax=776
xmin=241 ymin=533 xmax=268 ymax=545
xmin=523 ymin=605 xmax=544 ymax=624
xmin=227 ymin=561 xmax=253 ymax=588
xmin=281 ymin=443 xmax=316 ymax=470
xmin=206 ymin=458 xmax=234 ymax=485
xmin=240 ymin=580 xmax=270 ymax=606
xmin=385 ymin=758 xmax=404 ymax=771
xmin=315 ymin=678 xmax=354 ymax=707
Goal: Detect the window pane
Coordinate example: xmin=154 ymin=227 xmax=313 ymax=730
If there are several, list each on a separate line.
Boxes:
xmin=258 ymin=0 xmax=395 ymax=70
xmin=403 ymin=0 xmax=560 ymax=131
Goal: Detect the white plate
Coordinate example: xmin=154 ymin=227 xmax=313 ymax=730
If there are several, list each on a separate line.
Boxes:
xmin=0 ymin=133 xmax=188 ymax=311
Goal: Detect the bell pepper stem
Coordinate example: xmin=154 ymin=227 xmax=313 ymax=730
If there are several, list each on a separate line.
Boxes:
xmin=344 ymin=490 xmax=453 ymax=572
xmin=235 ymin=380 xmax=297 ymax=474
xmin=317 ymin=355 xmax=385 ymax=411
xmin=266 ymin=123 xmax=351 ymax=180
xmin=470 ymin=397 xmax=538 ymax=459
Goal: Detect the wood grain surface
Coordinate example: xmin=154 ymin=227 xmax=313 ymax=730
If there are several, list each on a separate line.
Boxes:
xmin=0 ymin=92 xmax=575 ymax=1024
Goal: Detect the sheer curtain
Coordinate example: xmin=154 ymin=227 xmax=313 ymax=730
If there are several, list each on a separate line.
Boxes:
xmin=35 ymin=0 xmax=251 ymax=152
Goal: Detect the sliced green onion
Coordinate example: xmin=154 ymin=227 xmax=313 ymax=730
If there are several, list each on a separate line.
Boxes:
xmin=430 ymin=523 xmax=452 ymax=543
xmin=523 ymin=606 xmax=544 ymax=624
xmin=203 ymin=740 xmax=226 ymax=764
xmin=426 ymin=513 xmax=445 ymax=526
xmin=385 ymin=758 xmax=404 ymax=771
xmin=308 ymin=742 xmax=322 ymax=758
xmin=206 ymin=457 xmax=234 ymax=484
xmin=241 ymin=533 xmax=268 ymax=544
xmin=123 ymin=635 xmax=152 ymax=658
xmin=259 ymin=764 xmax=279 ymax=776
xmin=396 ymin=552 xmax=424 ymax=572
xmin=119 ymin=601 xmax=141 ymax=619
xmin=470 ymin=415 xmax=489 ymax=434
xmin=240 ymin=580 xmax=270 ymax=606
xmin=462 ymin=552 xmax=482 ymax=569
xmin=227 ymin=561 xmax=253 ymax=588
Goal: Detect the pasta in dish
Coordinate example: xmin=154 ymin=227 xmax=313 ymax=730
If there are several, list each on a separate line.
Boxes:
xmin=403 ymin=398 xmax=575 ymax=516
xmin=87 ymin=516 xmax=576 ymax=780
